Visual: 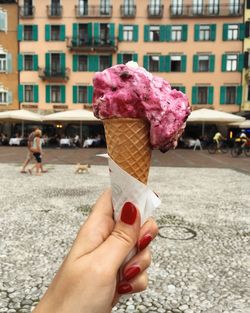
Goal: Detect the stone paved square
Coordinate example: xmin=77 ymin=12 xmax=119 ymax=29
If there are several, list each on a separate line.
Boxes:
xmin=0 ymin=163 xmax=249 ymax=313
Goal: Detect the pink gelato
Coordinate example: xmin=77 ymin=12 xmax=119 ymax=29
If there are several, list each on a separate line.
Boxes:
xmin=93 ymin=62 xmax=191 ymax=152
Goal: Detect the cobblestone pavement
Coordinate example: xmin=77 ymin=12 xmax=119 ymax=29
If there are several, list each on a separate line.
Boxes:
xmin=0 ymin=164 xmax=249 ymax=313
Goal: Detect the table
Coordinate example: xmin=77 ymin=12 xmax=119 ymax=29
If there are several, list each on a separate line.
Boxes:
xmin=60 ymin=138 xmax=71 ymax=147
xmin=9 ymin=138 xmax=23 ymax=146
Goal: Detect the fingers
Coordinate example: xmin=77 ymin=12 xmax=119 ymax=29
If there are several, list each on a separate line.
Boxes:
xmin=138 ymin=217 xmax=158 ymax=251
xmin=117 ymin=270 xmax=148 ymax=295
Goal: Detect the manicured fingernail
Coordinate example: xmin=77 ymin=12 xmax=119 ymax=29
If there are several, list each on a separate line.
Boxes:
xmin=117 ymin=282 xmax=133 ymax=294
xmin=124 ymin=265 xmax=140 ymax=281
xmin=138 ymin=234 xmax=153 ymax=251
xmin=121 ymin=202 xmax=137 ymax=225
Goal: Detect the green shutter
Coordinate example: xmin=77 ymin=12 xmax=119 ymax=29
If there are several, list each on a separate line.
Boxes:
xmin=87 ymin=23 xmax=92 ymax=43
xmin=144 ymin=25 xmax=150 ymax=42
xmin=179 ymin=86 xmax=186 ymax=93
xmin=88 ymin=55 xmax=99 ymax=71
xmin=109 ymin=23 xmax=115 ymax=45
xmin=165 ymin=55 xmax=171 ymax=72
xmin=194 ymin=24 xmax=200 ymax=41
xmin=118 ymin=24 xmax=123 ymax=41
xmin=60 ymin=25 xmax=66 ymax=41
xmin=61 ymin=86 xmax=66 ymax=103
xmin=34 ymin=85 xmax=39 ymax=103
xmin=182 ymin=25 xmax=188 ymax=41
xmin=133 ymin=53 xmax=138 ymax=62
xmin=143 ymin=55 xmax=149 ymax=70
xmin=159 ymin=25 xmax=166 ymax=42
xmin=33 ymin=25 xmax=38 ymax=41
xmin=17 ymin=24 xmax=23 ymax=41
xmin=209 ymin=55 xmax=215 ymax=72
xmin=18 ymin=54 xmax=23 ymax=71
xmin=109 ymin=55 xmax=112 ymax=67
xmin=208 ymin=86 xmax=214 ymax=104
xmin=220 ymin=86 xmax=226 ymax=104
xmin=45 ymin=24 xmax=51 ymax=41
xmin=181 ymin=55 xmax=187 ymax=72
xmin=60 ymin=53 xmax=66 ymax=73
xmin=192 ymin=86 xmax=198 ymax=104
xmin=94 ymin=23 xmax=100 ymax=44
xmin=223 ymin=24 xmax=228 ymax=41
xmin=45 ymin=53 xmax=50 ymax=73
xmin=18 ymin=84 xmax=23 ymax=102
xmin=237 ymin=86 xmax=242 ymax=105
xmin=87 ymin=86 xmax=93 ymax=104
xmin=73 ymin=86 xmax=78 ymax=103
xmin=46 ymin=85 xmax=51 ymax=103
xmin=73 ymin=55 xmax=78 ymax=71
xmin=210 ymin=24 xmax=216 ymax=41
xmin=239 ymin=24 xmax=245 ymax=40
xmin=7 ymin=54 xmax=12 ymax=73
xmin=133 ymin=25 xmax=138 ymax=41
xmin=73 ymin=23 xmax=78 ymax=39
xmin=117 ymin=53 xmax=123 ymax=64
xmin=159 ymin=56 xmax=165 ymax=72
xmin=33 ymin=55 xmax=38 ymax=70
xmin=166 ymin=25 xmax=171 ymax=42
xmin=221 ymin=54 xmax=227 ymax=72
xmin=193 ymin=55 xmax=198 ymax=72
xmin=237 ymin=53 xmax=243 ymax=71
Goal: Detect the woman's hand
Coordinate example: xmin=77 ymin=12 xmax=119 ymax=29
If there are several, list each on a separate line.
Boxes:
xmin=33 ymin=189 xmax=158 ymax=313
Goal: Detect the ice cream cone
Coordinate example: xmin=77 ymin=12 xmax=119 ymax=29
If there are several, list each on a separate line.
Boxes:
xmin=103 ymin=118 xmax=152 ymax=184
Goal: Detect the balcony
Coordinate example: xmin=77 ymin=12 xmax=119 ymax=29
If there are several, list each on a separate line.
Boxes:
xmin=67 ymin=36 xmax=117 ymax=52
xmin=147 ymin=5 xmax=164 ymax=18
xmin=47 ymin=5 xmax=63 ymax=18
xmin=169 ymin=3 xmax=243 ymax=18
xmin=38 ymin=67 xmax=70 ymax=82
xmin=19 ymin=5 xmax=35 ymax=18
xmin=120 ymin=5 xmax=136 ymax=18
xmin=75 ymin=5 xmax=112 ymax=18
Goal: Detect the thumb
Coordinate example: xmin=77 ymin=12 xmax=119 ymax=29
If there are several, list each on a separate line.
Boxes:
xmin=94 ymin=202 xmax=141 ymax=272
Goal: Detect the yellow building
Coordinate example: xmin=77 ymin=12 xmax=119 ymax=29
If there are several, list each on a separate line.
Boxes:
xmin=242 ymin=0 xmax=250 ymax=112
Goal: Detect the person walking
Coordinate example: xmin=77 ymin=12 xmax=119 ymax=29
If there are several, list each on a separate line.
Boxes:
xmin=20 ymin=127 xmax=37 ymax=173
xmin=28 ymin=129 xmax=43 ymax=176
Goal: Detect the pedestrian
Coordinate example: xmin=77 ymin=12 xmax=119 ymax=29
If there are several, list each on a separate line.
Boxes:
xmin=20 ymin=127 xmax=37 ymax=173
xmin=28 ymin=129 xmax=43 ymax=176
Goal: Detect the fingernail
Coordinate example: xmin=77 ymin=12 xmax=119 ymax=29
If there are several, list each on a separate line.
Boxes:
xmin=124 ymin=265 xmax=140 ymax=281
xmin=121 ymin=202 xmax=137 ymax=225
xmin=117 ymin=282 xmax=133 ymax=294
xmin=138 ymin=234 xmax=153 ymax=251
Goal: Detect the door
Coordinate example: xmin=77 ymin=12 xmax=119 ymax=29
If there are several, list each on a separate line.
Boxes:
xmin=51 ymin=54 xmax=60 ymax=75
xmin=79 ymin=0 xmax=88 ymax=15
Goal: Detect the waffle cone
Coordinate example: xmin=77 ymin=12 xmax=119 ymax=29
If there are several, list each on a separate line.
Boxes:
xmin=103 ymin=118 xmax=152 ymax=184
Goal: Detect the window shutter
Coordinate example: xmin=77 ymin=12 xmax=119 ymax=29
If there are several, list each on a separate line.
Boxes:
xmin=45 ymin=24 xmax=51 ymax=41
xmin=109 ymin=23 xmax=115 ymax=45
xmin=208 ymin=86 xmax=214 ymax=104
xmin=144 ymin=25 xmax=149 ymax=42
xmin=194 ymin=24 xmax=199 ymax=41
xmin=88 ymin=55 xmax=99 ymax=71
xmin=87 ymin=86 xmax=93 ymax=104
xmin=109 ymin=55 xmax=112 ymax=67
xmin=61 ymin=86 xmax=66 ymax=103
xmin=244 ymin=51 xmax=249 ymax=68
xmin=179 ymin=86 xmax=186 ymax=93
xmin=220 ymin=86 xmax=226 ymax=104
xmin=133 ymin=53 xmax=138 ymax=62
xmin=34 ymin=85 xmax=39 ymax=103
xmin=73 ymin=23 xmax=78 ymax=39
xmin=221 ymin=54 xmax=227 ymax=72
xmin=210 ymin=24 xmax=216 ymax=41
xmin=193 ymin=55 xmax=198 ymax=72
xmin=18 ymin=54 xmax=23 ymax=71
xmin=60 ymin=53 xmax=66 ymax=73
xmin=18 ymin=85 xmax=23 ymax=102
xmin=159 ymin=25 xmax=165 ymax=42
xmin=45 ymin=53 xmax=50 ymax=73
xmin=7 ymin=91 xmax=12 ymax=104
xmin=182 ymin=25 xmax=188 ymax=41
xmin=17 ymin=24 xmax=23 ymax=41
xmin=33 ymin=25 xmax=38 ymax=41
xmin=94 ymin=23 xmax=100 ymax=44
xmin=87 ymin=23 xmax=92 ymax=43
xmin=239 ymin=23 xmax=245 ymax=40
xmin=73 ymin=86 xmax=78 ymax=103
xmin=245 ymin=21 xmax=250 ymax=38
xmin=159 ymin=56 xmax=165 ymax=72
xmin=117 ymin=53 xmax=123 ymax=64
xmin=166 ymin=25 xmax=171 ymax=42
xmin=46 ymin=85 xmax=51 ymax=103
xmin=33 ymin=55 xmax=38 ymax=71
xmin=237 ymin=53 xmax=243 ymax=71
xmin=60 ymin=25 xmax=66 ymax=41
xmin=237 ymin=86 xmax=242 ymax=105
xmin=118 ymin=24 xmax=123 ymax=41
xmin=209 ymin=55 xmax=215 ymax=72
xmin=181 ymin=55 xmax=187 ymax=72
xmin=223 ymin=24 xmax=228 ymax=41
xmin=143 ymin=55 xmax=149 ymax=70
xmin=247 ymin=0 xmax=250 ymax=8
xmin=7 ymin=53 xmax=12 ymax=73
xmin=133 ymin=25 xmax=138 ymax=41
xmin=0 ymin=10 xmax=7 ymax=32
xmin=165 ymin=55 xmax=171 ymax=72
xmin=73 ymin=55 xmax=78 ymax=71
xmin=192 ymin=86 xmax=198 ymax=104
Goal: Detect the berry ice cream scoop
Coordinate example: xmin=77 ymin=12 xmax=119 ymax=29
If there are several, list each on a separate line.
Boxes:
xmin=93 ymin=61 xmax=191 ymax=152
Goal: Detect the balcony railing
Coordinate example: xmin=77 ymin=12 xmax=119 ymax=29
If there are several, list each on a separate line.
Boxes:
xmin=169 ymin=4 xmax=243 ymax=18
xmin=19 ymin=5 xmax=35 ymax=18
xmin=120 ymin=5 xmax=136 ymax=18
xmin=147 ymin=5 xmax=164 ymax=18
xmin=47 ymin=5 xmax=63 ymax=18
xmin=75 ymin=5 xmax=112 ymax=18
xmin=66 ymin=36 xmax=117 ymax=52
xmin=38 ymin=67 xmax=70 ymax=81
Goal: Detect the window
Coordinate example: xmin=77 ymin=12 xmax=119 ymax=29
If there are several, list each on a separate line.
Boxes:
xmin=100 ymin=23 xmax=110 ymax=44
xmin=149 ymin=55 xmax=159 ymax=72
xmin=229 ymin=0 xmax=240 ymax=15
xmin=24 ymin=25 xmax=33 ymax=41
xmin=149 ymin=0 xmax=162 ymax=15
xmin=123 ymin=0 xmax=135 ymax=16
xmin=51 ymin=25 xmax=60 ymax=41
xmin=208 ymin=0 xmax=219 ymax=14
xmin=228 ymin=24 xmax=239 ymax=40
xmin=78 ymin=55 xmax=88 ymax=71
xmin=123 ymin=53 xmax=133 ymax=63
xmin=24 ymin=55 xmax=33 ymax=71
xmin=0 ymin=54 xmax=6 ymax=72
xmin=0 ymin=10 xmax=7 ymax=32
xmin=149 ymin=25 xmax=160 ymax=41
xmin=24 ymin=85 xmax=34 ymax=102
xmin=78 ymin=86 xmax=87 ymax=103
xmin=0 ymin=91 xmax=7 ymax=103
xmin=99 ymin=55 xmax=111 ymax=71
xmin=226 ymin=86 xmax=236 ymax=104
xmin=100 ymin=0 xmax=111 ymax=15
xmin=123 ymin=25 xmax=133 ymax=41
xmin=198 ymin=87 xmax=208 ymax=104
xmin=171 ymin=0 xmax=183 ymax=15
xmin=198 ymin=55 xmax=209 ymax=72
xmin=171 ymin=26 xmax=182 ymax=41
xmin=226 ymin=55 xmax=237 ymax=71
xmin=199 ymin=25 xmax=210 ymax=40
xmin=170 ymin=56 xmax=181 ymax=72
xmin=193 ymin=0 xmax=203 ymax=15
xmin=51 ymin=86 xmax=61 ymax=103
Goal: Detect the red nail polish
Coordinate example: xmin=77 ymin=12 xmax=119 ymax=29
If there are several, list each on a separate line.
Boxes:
xmin=117 ymin=282 xmax=132 ymax=294
xmin=138 ymin=234 xmax=153 ymax=251
xmin=124 ymin=266 xmax=140 ymax=281
xmin=121 ymin=202 xmax=137 ymax=225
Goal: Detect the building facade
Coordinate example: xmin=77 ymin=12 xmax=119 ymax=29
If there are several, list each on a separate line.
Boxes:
xmin=242 ymin=0 xmax=250 ymax=112
xmin=18 ymin=0 xmax=244 ymax=113
xmin=0 ymin=0 xmax=18 ymax=111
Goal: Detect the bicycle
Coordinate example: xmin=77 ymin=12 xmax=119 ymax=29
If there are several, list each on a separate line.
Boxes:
xmin=207 ymin=140 xmax=229 ymax=154
xmin=231 ymin=141 xmax=250 ymax=157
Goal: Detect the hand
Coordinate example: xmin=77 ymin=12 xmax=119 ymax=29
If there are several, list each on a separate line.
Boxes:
xmin=33 ymin=189 xmax=158 ymax=313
